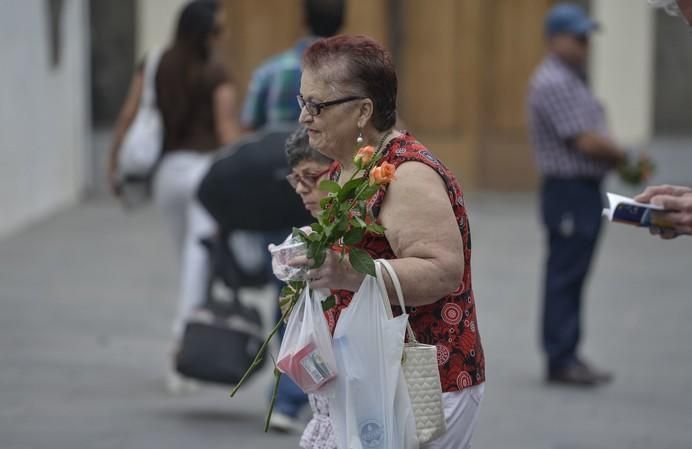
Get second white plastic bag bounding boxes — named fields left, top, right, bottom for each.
left=276, top=287, right=337, bottom=393
left=328, top=274, right=419, bottom=449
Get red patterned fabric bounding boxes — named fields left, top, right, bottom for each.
left=327, top=132, right=485, bottom=392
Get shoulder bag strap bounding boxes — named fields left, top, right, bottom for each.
left=375, top=259, right=418, bottom=343
left=141, top=48, right=163, bottom=108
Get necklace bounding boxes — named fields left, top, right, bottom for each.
left=338, top=130, right=395, bottom=182
left=374, top=129, right=394, bottom=156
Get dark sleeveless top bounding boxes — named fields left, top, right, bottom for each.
left=156, top=48, right=230, bottom=153
left=326, top=132, right=485, bottom=392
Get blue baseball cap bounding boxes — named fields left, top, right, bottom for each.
left=545, top=3, right=599, bottom=37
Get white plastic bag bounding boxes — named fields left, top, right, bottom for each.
left=328, top=274, right=419, bottom=449
left=268, top=234, right=307, bottom=282
left=277, top=287, right=337, bottom=393
left=118, top=48, right=163, bottom=180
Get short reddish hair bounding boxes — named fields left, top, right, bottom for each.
left=303, top=35, right=397, bottom=131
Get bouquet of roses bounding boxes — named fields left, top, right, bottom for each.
left=230, top=143, right=396, bottom=431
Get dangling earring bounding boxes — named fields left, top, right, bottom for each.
left=356, top=128, right=364, bottom=145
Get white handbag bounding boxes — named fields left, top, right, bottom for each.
left=117, top=48, right=164, bottom=181
left=375, top=259, right=447, bottom=445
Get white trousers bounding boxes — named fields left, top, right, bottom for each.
left=152, top=151, right=215, bottom=338
left=422, top=383, right=485, bottom=449
left=301, top=383, right=484, bottom=449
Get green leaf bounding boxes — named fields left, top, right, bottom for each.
left=320, top=196, right=335, bottom=210
left=288, top=280, right=306, bottom=290
left=292, top=227, right=308, bottom=242
left=279, top=285, right=295, bottom=306
left=337, top=199, right=351, bottom=214
left=338, top=177, right=367, bottom=201
left=343, top=227, right=365, bottom=245
left=367, top=223, right=386, bottom=235
left=312, top=248, right=327, bottom=268
left=323, top=222, right=336, bottom=239
left=357, top=184, right=380, bottom=201
left=349, top=247, right=375, bottom=276
left=321, top=295, right=336, bottom=312
left=336, top=216, right=349, bottom=234
left=310, top=222, right=323, bottom=233
left=354, top=216, right=368, bottom=229
left=307, top=242, right=323, bottom=260
left=318, top=180, right=341, bottom=193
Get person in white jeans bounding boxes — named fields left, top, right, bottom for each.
left=153, top=151, right=215, bottom=338
left=107, top=2, right=240, bottom=393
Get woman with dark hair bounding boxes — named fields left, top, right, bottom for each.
left=292, top=35, right=485, bottom=448
left=285, top=127, right=334, bottom=216
left=107, top=0, right=239, bottom=392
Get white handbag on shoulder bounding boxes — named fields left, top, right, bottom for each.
left=375, top=259, right=447, bottom=445
left=117, top=48, right=164, bottom=181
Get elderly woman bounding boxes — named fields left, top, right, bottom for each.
left=267, top=127, right=334, bottom=434
left=294, top=35, right=485, bottom=449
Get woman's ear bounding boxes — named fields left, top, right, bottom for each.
left=357, top=98, right=374, bottom=129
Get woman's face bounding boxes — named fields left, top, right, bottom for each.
left=290, top=160, right=332, bottom=217
left=298, top=68, right=363, bottom=161
left=209, top=9, right=227, bottom=51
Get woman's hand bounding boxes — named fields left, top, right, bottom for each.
left=289, top=250, right=365, bottom=292
left=107, top=158, right=121, bottom=197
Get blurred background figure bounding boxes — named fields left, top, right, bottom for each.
left=107, top=0, right=239, bottom=392
left=238, top=0, right=345, bottom=433
left=240, top=0, right=346, bottom=131
left=527, top=3, right=627, bottom=387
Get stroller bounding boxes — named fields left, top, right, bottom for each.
left=174, top=125, right=312, bottom=386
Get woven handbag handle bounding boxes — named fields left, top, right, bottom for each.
left=375, top=259, right=418, bottom=343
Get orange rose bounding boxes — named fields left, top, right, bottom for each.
left=354, top=145, right=376, bottom=168
left=369, top=162, right=396, bottom=185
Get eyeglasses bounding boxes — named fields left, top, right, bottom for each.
left=286, top=167, right=331, bottom=189
left=296, top=94, right=366, bottom=116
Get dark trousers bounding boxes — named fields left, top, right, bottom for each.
left=540, top=177, right=603, bottom=372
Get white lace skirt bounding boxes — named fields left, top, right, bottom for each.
left=300, top=394, right=336, bottom=449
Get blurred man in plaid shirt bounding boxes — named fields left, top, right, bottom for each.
left=240, top=0, right=344, bottom=131
left=527, top=3, right=628, bottom=387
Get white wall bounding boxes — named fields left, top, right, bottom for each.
left=136, top=0, right=188, bottom=59
left=0, top=0, right=90, bottom=238
left=590, top=0, right=655, bottom=147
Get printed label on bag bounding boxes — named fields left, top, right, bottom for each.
left=298, top=347, right=333, bottom=384
left=359, top=420, right=385, bottom=448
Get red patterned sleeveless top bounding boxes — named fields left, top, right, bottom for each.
left=325, top=132, right=485, bottom=392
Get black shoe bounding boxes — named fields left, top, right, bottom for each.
left=547, top=361, right=613, bottom=387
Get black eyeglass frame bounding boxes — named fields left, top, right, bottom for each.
left=296, top=94, right=366, bottom=116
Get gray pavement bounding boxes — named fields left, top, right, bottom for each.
left=1, top=193, right=692, bottom=449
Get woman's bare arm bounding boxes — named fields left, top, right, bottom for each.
left=107, top=69, right=144, bottom=195
left=213, top=82, right=240, bottom=146
left=378, top=161, right=465, bottom=306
